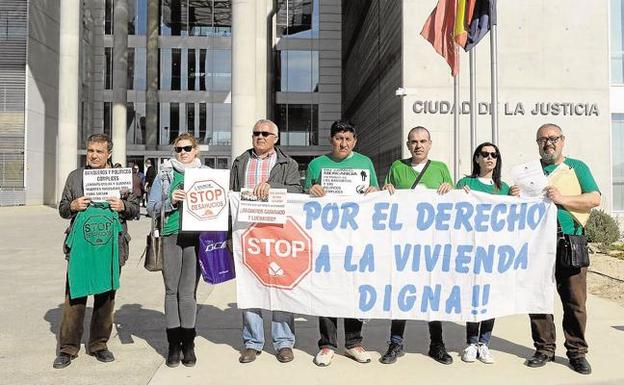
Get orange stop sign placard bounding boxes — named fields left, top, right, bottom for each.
left=241, top=217, right=313, bottom=289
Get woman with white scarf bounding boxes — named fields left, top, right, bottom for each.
left=147, top=133, right=207, bottom=368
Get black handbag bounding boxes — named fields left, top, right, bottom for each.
left=557, top=234, right=590, bottom=268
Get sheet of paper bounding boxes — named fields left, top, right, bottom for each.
left=83, top=168, right=133, bottom=201
left=237, top=188, right=287, bottom=224
left=510, top=160, right=548, bottom=198
left=321, top=168, right=370, bottom=195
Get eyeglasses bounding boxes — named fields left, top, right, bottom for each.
left=252, top=131, right=275, bottom=138
left=479, top=151, right=498, bottom=159
left=536, top=135, right=563, bottom=145
left=174, top=145, right=194, bottom=153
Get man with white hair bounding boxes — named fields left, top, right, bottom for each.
left=230, top=119, right=303, bottom=364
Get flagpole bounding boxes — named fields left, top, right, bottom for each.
left=453, top=73, right=460, bottom=183
left=469, top=48, right=476, bottom=152
left=490, top=23, right=499, bottom=145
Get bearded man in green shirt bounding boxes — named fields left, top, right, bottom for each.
left=524, top=123, right=600, bottom=375
left=380, top=126, right=454, bottom=366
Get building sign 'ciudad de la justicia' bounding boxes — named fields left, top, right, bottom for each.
left=413, top=101, right=600, bottom=116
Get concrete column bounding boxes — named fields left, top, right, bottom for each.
left=231, top=0, right=269, bottom=159
left=145, top=0, right=159, bottom=150
left=112, top=0, right=128, bottom=165
left=56, top=0, right=80, bottom=203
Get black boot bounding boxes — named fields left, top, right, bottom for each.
left=166, top=327, right=182, bottom=368
left=181, top=328, right=197, bottom=367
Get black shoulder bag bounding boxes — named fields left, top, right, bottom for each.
left=557, top=224, right=590, bottom=269
left=410, top=160, right=432, bottom=189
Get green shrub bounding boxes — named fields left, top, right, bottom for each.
left=585, top=209, right=621, bottom=248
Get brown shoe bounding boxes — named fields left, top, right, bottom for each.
left=239, top=348, right=260, bottom=363
left=276, top=347, right=294, bottom=363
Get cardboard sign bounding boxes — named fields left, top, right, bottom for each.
left=83, top=168, right=133, bottom=201
left=182, top=168, right=230, bottom=231
left=321, top=168, right=370, bottom=195
left=237, top=188, right=287, bottom=224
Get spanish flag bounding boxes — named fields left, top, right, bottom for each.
left=420, top=0, right=459, bottom=77
left=455, top=0, right=496, bottom=51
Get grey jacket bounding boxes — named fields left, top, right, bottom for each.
left=230, top=146, right=303, bottom=193
left=59, top=167, right=140, bottom=266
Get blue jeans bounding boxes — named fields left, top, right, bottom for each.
left=466, top=318, right=495, bottom=345
left=242, top=309, right=295, bottom=351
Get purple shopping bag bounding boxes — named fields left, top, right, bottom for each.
left=198, top=231, right=236, bottom=284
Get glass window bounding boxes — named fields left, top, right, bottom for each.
left=160, top=49, right=172, bottom=90
left=208, top=49, right=231, bottom=91
left=172, top=48, right=182, bottom=90
left=162, top=0, right=188, bottom=36
left=126, top=102, right=146, bottom=144
left=217, top=157, right=229, bottom=169
left=212, top=103, right=231, bottom=145
left=186, top=102, right=195, bottom=135
left=613, top=113, right=624, bottom=211
left=199, top=102, right=207, bottom=142
left=127, top=47, right=135, bottom=89
left=612, top=0, right=624, bottom=84
left=169, top=102, right=180, bottom=144
left=199, top=49, right=207, bottom=91
left=276, top=0, right=319, bottom=39
left=277, top=50, right=319, bottom=92
left=104, top=102, right=113, bottom=138
left=105, top=47, right=113, bottom=89
left=274, top=104, right=318, bottom=145
left=133, top=47, right=146, bottom=90
left=205, top=157, right=216, bottom=168
left=188, top=49, right=196, bottom=90
left=105, top=0, right=113, bottom=35
left=127, top=0, right=147, bottom=35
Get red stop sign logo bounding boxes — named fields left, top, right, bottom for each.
left=242, top=217, right=313, bottom=289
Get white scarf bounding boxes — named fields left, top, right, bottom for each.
left=168, top=157, right=202, bottom=173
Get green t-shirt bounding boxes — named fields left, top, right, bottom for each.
left=162, top=170, right=184, bottom=236
left=456, top=177, right=510, bottom=195
left=543, top=157, right=600, bottom=235
left=385, top=159, right=453, bottom=189
left=304, top=152, right=379, bottom=191
left=65, top=202, right=122, bottom=299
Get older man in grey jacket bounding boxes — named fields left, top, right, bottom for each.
left=230, top=119, right=302, bottom=364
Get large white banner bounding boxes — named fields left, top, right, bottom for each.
left=230, top=189, right=557, bottom=322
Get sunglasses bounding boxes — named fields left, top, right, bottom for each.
left=252, top=131, right=275, bottom=138
left=479, top=151, right=498, bottom=159
left=174, top=145, right=194, bottom=153
left=536, top=135, right=563, bottom=145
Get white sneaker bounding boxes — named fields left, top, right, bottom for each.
left=478, top=344, right=495, bottom=364
left=461, top=344, right=478, bottom=362
left=314, top=348, right=335, bottom=367
left=344, top=346, right=372, bottom=363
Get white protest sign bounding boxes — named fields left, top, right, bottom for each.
left=321, top=168, right=370, bottom=195
left=230, top=189, right=557, bottom=322
left=182, top=168, right=230, bottom=231
left=237, top=188, right=287, bottom=224
left=83, top=168, right=133, bottom=201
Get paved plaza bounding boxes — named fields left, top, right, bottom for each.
left=1, top=205, right=623, bottom=385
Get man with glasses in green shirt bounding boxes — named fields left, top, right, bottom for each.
left=524, top=123, right=600, bottom=375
